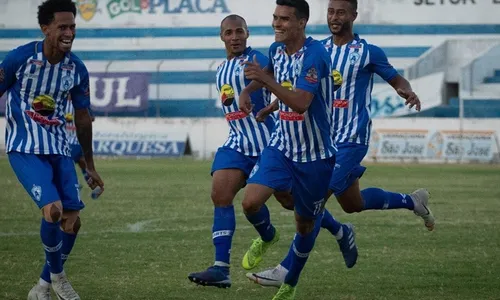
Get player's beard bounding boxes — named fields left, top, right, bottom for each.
left=330, top=22, right=350, bottom=36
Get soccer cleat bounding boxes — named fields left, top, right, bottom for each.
left=242, top=230, right=280, bottom=270
left=337, top=223, right=358, bottom=268
left=28, top=284, right=52, bottom=300
left=272, top=283, right=296, bottom=300
left=187, top=266, right=231, bottom=288
left=410, top=188, right=435, bottom=231
left=246, top=265, right=287, bottom=287
left=50, top=272, right=80, bottom=300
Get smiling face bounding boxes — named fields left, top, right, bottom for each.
left=41, top=11, right=76, bottom=54
left=272, top=5, right=306, bottom=44
left=327, top=0, right=357, bottom=35
left=220, top=17, right=249, bottom=57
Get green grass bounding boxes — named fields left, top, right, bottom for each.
left=0, top=158, right=499, bottom=300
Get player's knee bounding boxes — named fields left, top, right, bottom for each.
left=274, top=192, right=294, bottom=211
left=296, top=218, right=315, bottom=235
left=211, top=188, right=235, bottom=206
left=337, top=191, right=364, bottom=214
left=242, top=197, right=260, bottom=214
left=61, top=216, right=81, bottom=234
left=43, top=203, right=62, bottom=223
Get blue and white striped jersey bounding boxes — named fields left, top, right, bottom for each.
left=267, top=37, right=336, bottom=162
left=216, top=47, right=276, bottom=157
left=0, top=41, right=90, bottom=156
left=322, top=34, right=398, bottom=145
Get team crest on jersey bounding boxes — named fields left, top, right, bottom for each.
left=281, top=81, right=293, bottom=91
left=234, top=59, right=244, bottom=76
left=305, top=68, right=318, bottom=84
left=77, top=0, right=98, bottom=21
left=61, top=75, right=74, bottom=91
left=220, top=84, right=235, bottom=106
left=31, top=185, right=42, bottom=202
left=349, top=52, right=361, bottom=65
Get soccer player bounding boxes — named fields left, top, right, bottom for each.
left=238, top=0, right=344, bottom=298
left=64, top=99, right=101, bottom=199
left=186, top=14, right=278, bottom=288
left=0, top=0, right=104, bottom=299
left=246, top=0, right=436, bottom=288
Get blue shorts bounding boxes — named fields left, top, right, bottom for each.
left=70, top=143, right=83, bottom=163
left=8, top=152, right=85, bottom=211
left=329, top=143, right=368, bottom=196
left=248, top=147, right=335, bottom=219
left=211, top=147, right=258, bottom=178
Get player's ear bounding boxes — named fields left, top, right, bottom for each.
left=246, top=29, right=250, bottom=39
left=353, top=11, right=358, bottom=21
left=299, top=18, right=307, bottom=30
left=40, top=24, right=49, bottom=36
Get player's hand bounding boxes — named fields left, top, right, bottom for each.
left=243, top=55, right=266, bottom=82
left=86, top=168, right=104, bottom=196
left=397, top=88, right=421, bottom=111
left=256, top=105, right=273, bottom=122
left=239, top=89, right=253, bottom=114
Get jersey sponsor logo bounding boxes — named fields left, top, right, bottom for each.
left=25, top=111, right=63, bottom=126
left=225, top=111, right=247, bottom=121
left=279, top=111, right=304, bottom=121
left=333, top=99, right=349, bottom=108
left=29, top=59, right=44, bottom=66
left=31, top=94, right=56, bottom=116
left=332, top=69, right=343, bottom=86
left=220, top=84, right=235, bottom=106
left=305, top=67, right=318, bottom=83
left=61, top=63, right=74, bottom=71
left=281, top=81, right=293, bottom=91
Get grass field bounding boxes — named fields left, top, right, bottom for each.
left=0, top=158, right=499, bottom=300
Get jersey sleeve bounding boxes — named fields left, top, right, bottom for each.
left=253, top=51, right=269, bottom=70
left=70, top=61, right=91, bottom=110
left=367, top=44, right=399, bottom=82
left=267, top=43, right=278, bottom=71
left=0, top=50, right=20, bottom=96
left=295, top=44, right=329, bottom=94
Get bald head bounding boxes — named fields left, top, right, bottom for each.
left=220, top=14, right=248, bottom=32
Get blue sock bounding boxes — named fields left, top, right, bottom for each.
left=245, top=204, right=275, bottom=242
left=320, top=209, right=342, bottom=236
left=40, top=231, right=78, bottom=283
left=361, top=188, right=414, bottom=210
left=212, top=206, right=235, bottom=266
left=40, top=219, right=63, bottom=275
left=284, top=216, right=322, bottom=287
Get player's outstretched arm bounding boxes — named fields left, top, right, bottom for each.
left=389, top=75, right=421, bottom=111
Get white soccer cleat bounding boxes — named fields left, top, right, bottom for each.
left=246, top=265, right=288, bottom=287
left=27, top=284, right=52, bottom=300
left=410, top=188, right=435, bottom=231
left=50, top=272, right=80, bottom=300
